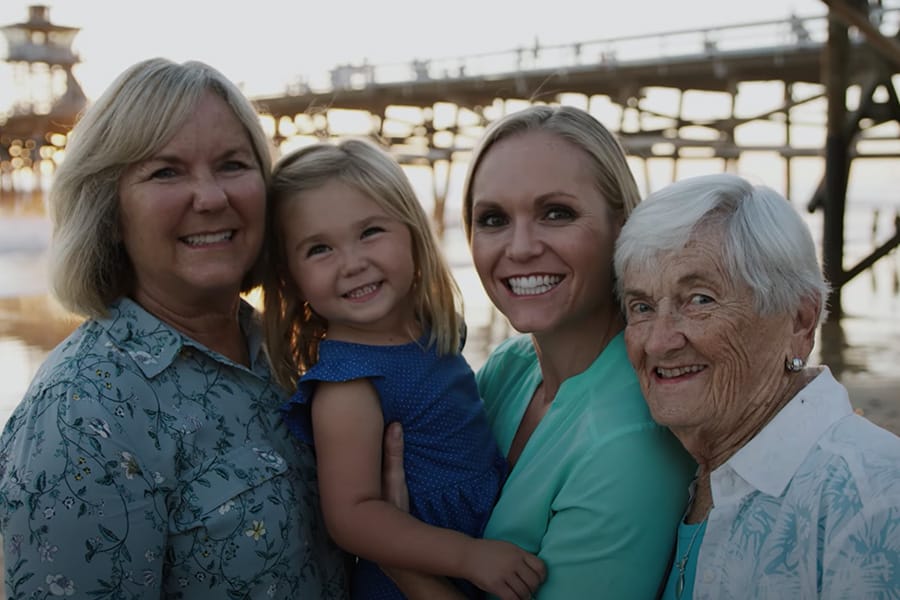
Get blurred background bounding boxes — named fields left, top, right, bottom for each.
left=1, top=0, right=898, bottom=452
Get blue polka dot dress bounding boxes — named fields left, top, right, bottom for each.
left=282, top=334, right=507, bottom=600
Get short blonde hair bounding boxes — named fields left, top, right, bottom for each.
left=462, top=105, right=640, bottom=240
left=49, top=57, right=272, bottom=317
left=263, top=138, right=462, bottom=390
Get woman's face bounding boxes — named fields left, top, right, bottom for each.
left=118, top=91, right=266, bottom=310
left=469, top=130, right=620, bottom=336
left=620, top=233, right=794, bottom=438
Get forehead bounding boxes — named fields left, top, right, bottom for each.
left=281, top=180, right=389, bottom=224
left=472, top=130, right=594, bottom=200
left=624, top=234, right=734, bottom=292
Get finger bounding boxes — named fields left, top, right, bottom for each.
left=381, top=422, right=410, bottom=511
left=524, top=553, right=547, bottom=582
left=501, top=577, right=532, bottom=600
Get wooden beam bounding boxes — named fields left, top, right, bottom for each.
left=821, top=0, right=900, bottom=70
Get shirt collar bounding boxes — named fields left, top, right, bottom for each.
left=713, top=367, right=852, bottom=500
left=100, top=297, right=265, bottom=379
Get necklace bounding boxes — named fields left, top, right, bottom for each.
left=674, top=518, right=707, bottom=599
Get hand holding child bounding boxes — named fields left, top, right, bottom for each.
left=461, top=538, right=546, bottom=600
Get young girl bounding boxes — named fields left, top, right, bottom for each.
left=263, top=138, right=545, bottom=600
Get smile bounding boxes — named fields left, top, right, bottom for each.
left=505, top=274, right=562, bottom=296
left=655, top=365, right=706, bottom=379
left=344, top=282, right=380, bottom=299
left=180, top=230, right=234, bottom=246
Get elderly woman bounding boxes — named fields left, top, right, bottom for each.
left=614, top=172, right=900, bottom=599
left=0, top=59, right=347, bottom=598
left=383, top=105, right=696, bottom=599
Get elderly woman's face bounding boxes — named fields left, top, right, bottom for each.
left=621, top=233, right=794, bottom=435
left=469, top=130, right=620, bottom=335
left=117, top=91, right=265, bottom=309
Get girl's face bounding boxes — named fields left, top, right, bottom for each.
left=468, top=130, right=621, bottom=338
left=280, top=179, right=419, bottom=345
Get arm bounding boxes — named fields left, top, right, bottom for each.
left=314, top=382, right=544, bottom=598
left=821, top=502, right=900, bottom=598
left=378, top=422, right=466, bottom=600
left=1, top=386, right=166, bottom=599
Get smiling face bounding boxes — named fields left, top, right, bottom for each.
left=280, top=178, right=418, bottom=344
left=469, top=129, right=621, bottom=337
left=117, top=91, right=265, bottom=311
left=620, top=232, right=795, bottom=439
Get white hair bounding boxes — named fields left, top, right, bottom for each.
left=614, top=173, right=829, bottom=324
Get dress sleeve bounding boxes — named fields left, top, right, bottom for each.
left=533, top=426, right=693, bottom=599
left=1, top=382, right=167, bottom=599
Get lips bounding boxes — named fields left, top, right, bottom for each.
left=344, top=282, right=380, bottom=299
left=655, top=364, right=706, bottom=379
left=180, top=230, right=234, bottom=246
left=505, top=274, right=562, bottom=296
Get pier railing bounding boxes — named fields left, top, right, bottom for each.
left=281, top=9, right=899, bottom=96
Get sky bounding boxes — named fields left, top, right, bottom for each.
left=0, top=0, right=827, bottom=101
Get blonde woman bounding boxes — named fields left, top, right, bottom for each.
left=0, top=58, right=347, bottom=598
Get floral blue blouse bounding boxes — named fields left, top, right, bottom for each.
left=0, top=298, right=348, bottom=599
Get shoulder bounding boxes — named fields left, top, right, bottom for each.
left=479, top=335, right=536, bottom=381
left=814, top=415, right=900, bottom=506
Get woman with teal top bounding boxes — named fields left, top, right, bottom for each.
left=382, top=105, right=696, bottom=599
left=262, top=138, right=545, bottom=599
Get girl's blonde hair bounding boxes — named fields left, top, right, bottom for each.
left=263, top=137, right=463, bottom=390
left=49, top=57, right=272, bottom=317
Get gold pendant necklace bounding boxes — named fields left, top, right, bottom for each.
left=675, top=519, right=706, bottom=599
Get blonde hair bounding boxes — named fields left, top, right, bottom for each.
left=263, top=138, right=463, bottom=390
left=462, top=105, right=640, bottom=239
left=49, top=57, right=272, bottom=317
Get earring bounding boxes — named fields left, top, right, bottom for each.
left=785, top=357, right=805, bottom=372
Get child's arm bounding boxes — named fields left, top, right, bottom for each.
left=312, top=379, right=545, bottom=599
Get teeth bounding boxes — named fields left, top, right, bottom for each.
left=346, top=283, right=378, bottom=299
left=182, top=231, right=233, bottom=246
left=656, top=365, right=705, bottom=379
left=507, top=275, right=561, bottom=296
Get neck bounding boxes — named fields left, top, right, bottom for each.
left=531, top=308, right=624, bottom=398
left=131, top=290, right=248, bottom=366
left=680, top=368, right=816, bottom=489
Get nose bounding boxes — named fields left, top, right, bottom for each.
left=191, top=173, right=228, bottom=212
left=504, top=220, right=542, bottom=262
left=643, top=306, right=686, bottom=357
left=339, top=245, right=369, bottom=277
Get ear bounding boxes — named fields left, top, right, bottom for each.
left=790, top=295, right=820, bottom=361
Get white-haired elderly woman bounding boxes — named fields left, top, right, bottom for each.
left=614, top=172, right=900, bottom=599
left=0, top=58, right=347, bottom=598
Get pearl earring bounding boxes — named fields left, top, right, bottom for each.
left=785, top=357, right=805, bottom=372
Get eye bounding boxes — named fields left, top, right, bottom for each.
left=628, top=301, right=653, bottom=315
left=149, top=166, right=178, bottom=180
left=361, top=225, right=385, bottom=239
left=221, top=159, right=253, bottom=172
left=306, top=243, right=330, bottom=258
left=474, top=210, right=507, bottom=229
left=689, top=294, right=714, bottom=306
left=544, top=205, right=575, bottom=221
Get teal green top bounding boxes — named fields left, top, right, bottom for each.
left=478, top=333, right=695, bottom=599
left=660, top=519, right=707, bottom=600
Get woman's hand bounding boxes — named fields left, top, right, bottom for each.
left=460, top=538, right=546, bottom=600
left=381, top=421, right=409, bottom=512
left=381, top=422, right=545, bottom=600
